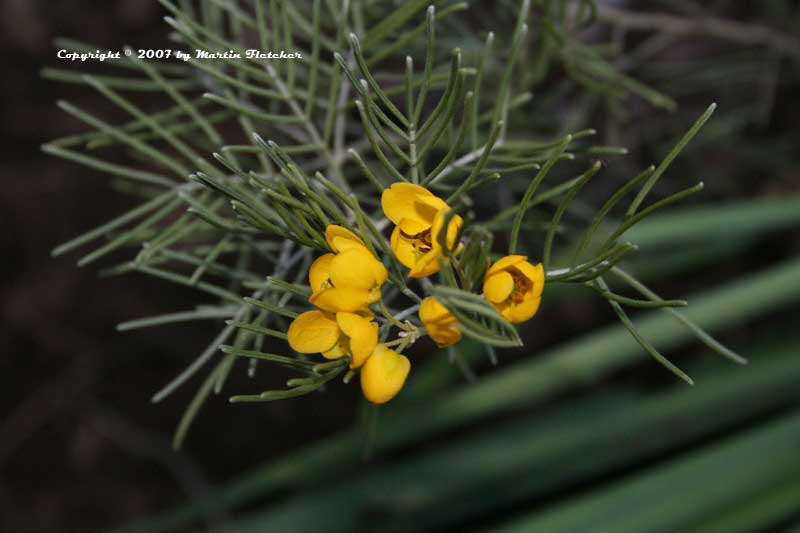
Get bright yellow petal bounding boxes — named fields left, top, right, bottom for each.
left=332, top=237, right=368, bottom=254
left=487, top=255, right=528, bottom=277
left=360, top=345, right=411, bottom=404
left=515, top=260, right=545, bottom=295
left=390, top=225, right=419, bottom=270
left=419, top=296, right=449, bottom=324
left=409, top=249, right=441, bottom=278
left=382, top=183, right=439, bottom=225
left=354, top=308, right=375, bottom=320
left=430, top=209, right=463, bottom=254
left=309, top=253, right=334, bottom=293
left=414, top=195, right=449, bottom=224
left=325, top=224, right=366, bottom=252
left=428, top=325, right=461, bottom=348
left=330, top=247, right=379, bottom=290
left=310, top=287, right=373, bottom=313
left=321, top=341, right=346, bottom=360
left=420, top=298, right=462, bottom=348
left=397, top=217, right=429, bottom=235
left=336, top=312, right=378, bottom=368
left=287, top=310, right=340, bottom=354
left=483, top=270, right=514, bottom=303
left=367, top=288, right=382, bottom=305
left=362, top=323, right=380, bottom=367
left=415, top=193, right=449, bottom=211
left=496, top=302, right=513, bottom=322
left=370, top=258, right=389, bottom=287
left=506, top=294, right=541, bottom=323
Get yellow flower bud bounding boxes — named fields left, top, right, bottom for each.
left=381, top=183, right=462, bottom=278
left=419, top=296, right=462, bottom=347
left=483, top=255, right=544, bottom=324
left=360, top=345, right=411, bottom=404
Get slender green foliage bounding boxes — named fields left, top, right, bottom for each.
left=45, top=0, right=740, bottom=448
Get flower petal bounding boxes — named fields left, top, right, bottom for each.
left=325, top=224, right=366, bottom=252
left=409, top=248, right=441, bottom=278
left=483, top=270, right=514, bottom=303
left=310, top=287, right=373, bottom=313
left=428, top=324, right=461, bottom=348
left=370, top=258, right=389, bottom=287
left=506, top=294, right=542, bottom=324
left=354, top=308, right=375, bottom=320
left=337, top=312, right=378, bottom=368
left=430, top=209, right=463, bottom=254
left=309, top=253, right=334, bottom=293
left=515, top=260, right=545, bottom=295
left=486, top=255, right=528, bottom=277
left=390, top=225, right=420, bottom=270
left=420, top=298, right=462, bottom=347
left=414, top=194, right=449, bottom=222
left=321, top=341, right=346, bottom=360
left=287, top=310, right=340, bottom=354
left=360, top=345, right=411, bottom=404
left=496, top=301, right=513, bottom=323
left=419, top=296, right=449, bottom=324
left=382, top=183, right=438, bottom=225
left=397, top=217, right=429, bottom=235
left=330, top=247, right=380, bottom=290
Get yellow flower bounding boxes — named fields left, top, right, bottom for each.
left=381, top=183, right=462, bottom=278
left=287, top=309, right=378, bottom=368
left=419, top=296, right=461, bottom=347
left=307, top=225, right=388, bottom=313
left=483, top=255, right=545, bottom=324
left=360, top=344, right=411, bottom=404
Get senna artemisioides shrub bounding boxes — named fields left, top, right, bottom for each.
left=44, top=0, right=743, bottom=447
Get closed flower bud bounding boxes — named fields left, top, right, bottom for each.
left=360, top=345, right=411, bottom=404
left=419, top=296, right=462, bottom=347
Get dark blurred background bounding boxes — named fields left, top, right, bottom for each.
left=2, top=1, right=800, bottom=532
left=2, top=2, right=362, bottom=531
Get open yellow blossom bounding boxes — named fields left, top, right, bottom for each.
left=483, top=255, right=545, bottom=324
left=287, top=309, right=378, bottom=368
left=419, top=296, right=462, bottom=347
left=360, top=344, right=411, bottom=404
left=381, top=183, right=462, bottom=278
left=307, top=225, right=388, bottom=313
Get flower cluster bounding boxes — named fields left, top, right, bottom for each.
left=288, top=225, right=410, bottom=403
left=286, top=184, right=544, bottom=404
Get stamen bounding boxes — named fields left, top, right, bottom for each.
left=510, top=270, right=532, bottom=304
left=399, top=228, right=433, bottom=254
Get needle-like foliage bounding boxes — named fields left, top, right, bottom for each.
left=45, top=0, right=746, bottom=449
